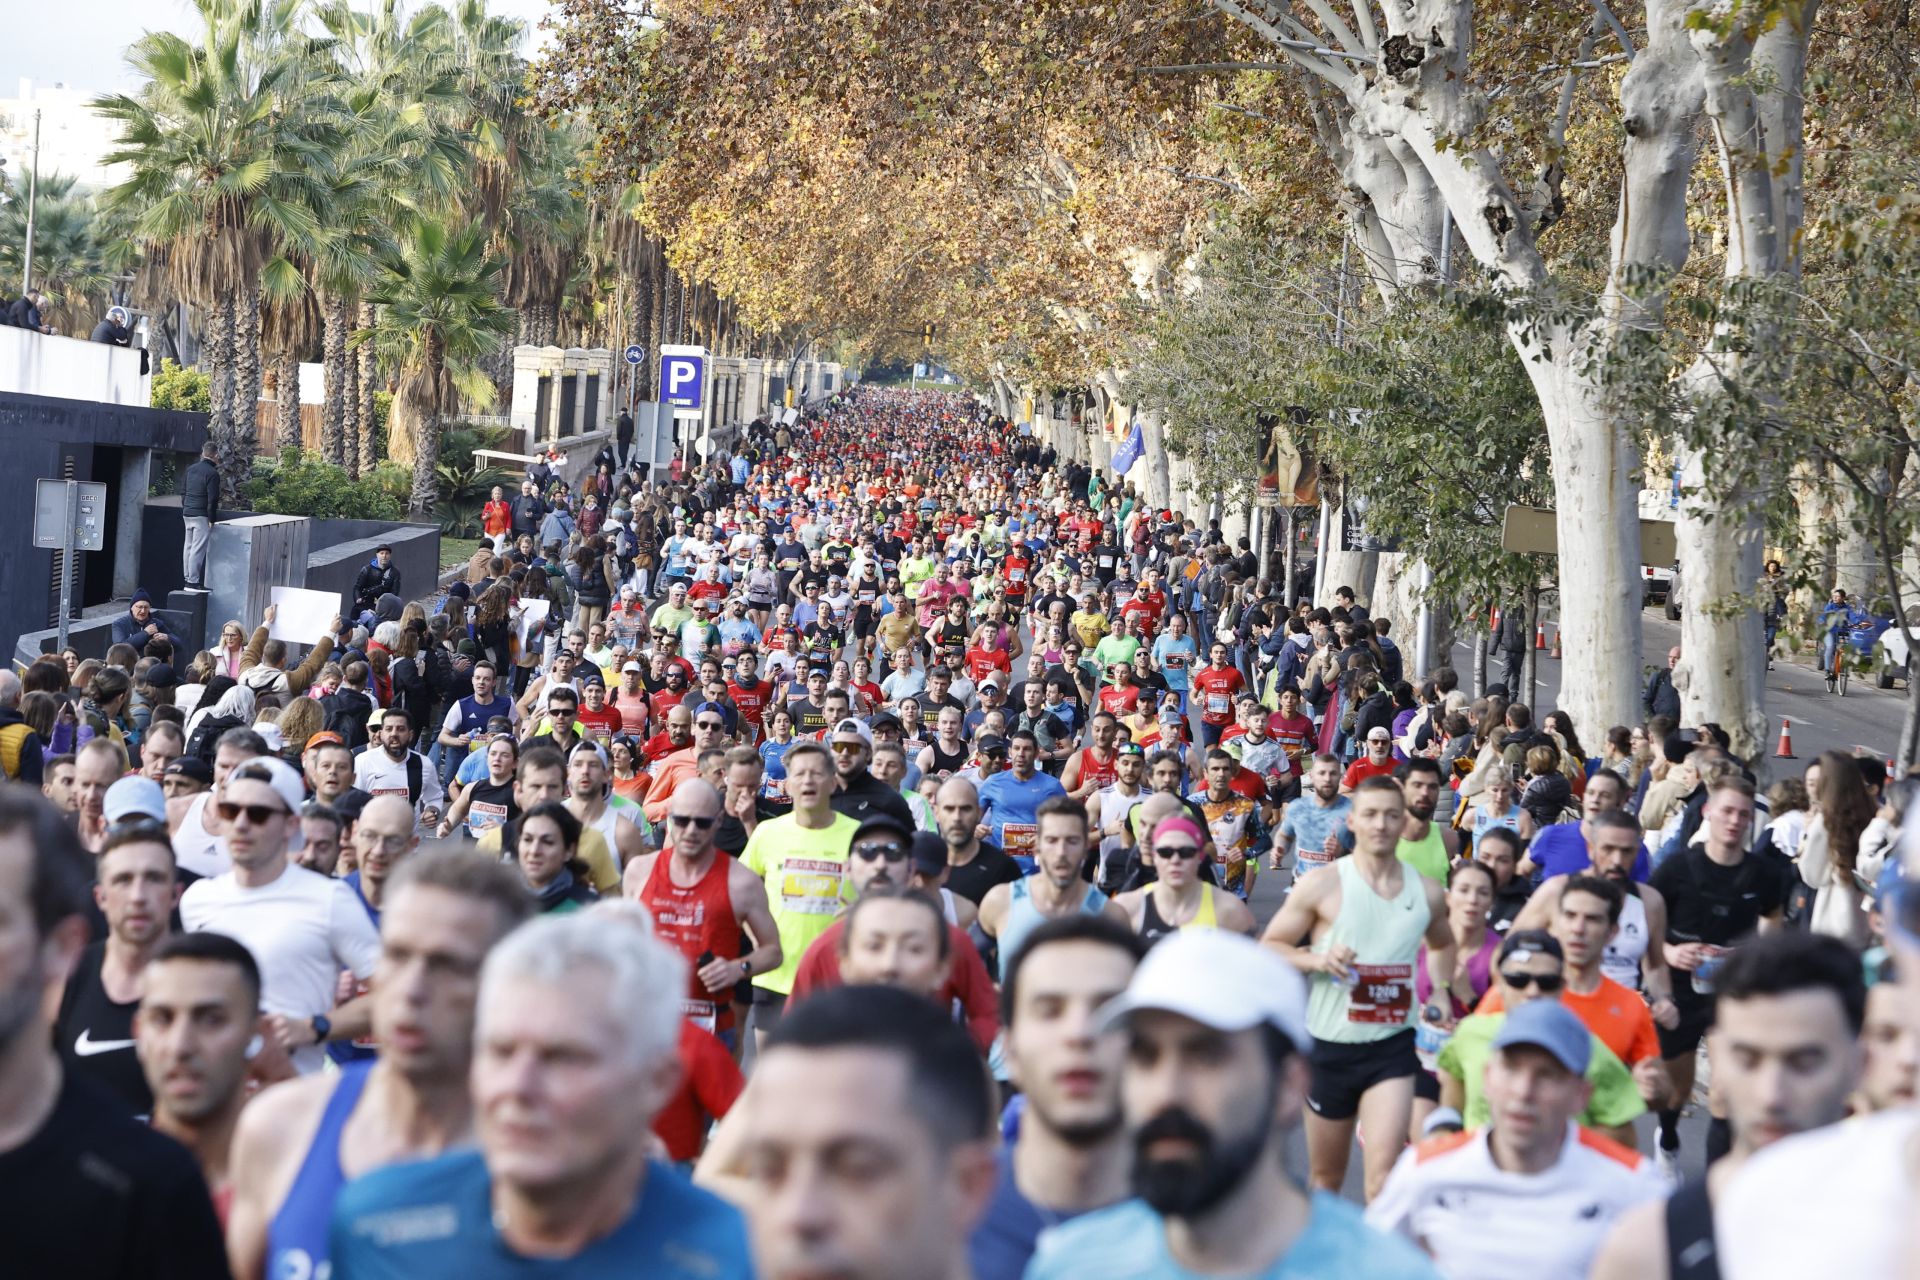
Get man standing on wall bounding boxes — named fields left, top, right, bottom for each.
left=182, top=441, right=220, bottom=589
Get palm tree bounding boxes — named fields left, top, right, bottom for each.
left=94, top=0, right=337, bottom=500
left=358, top=218, right=514, bottom=517
left=0, top=174, right=118, bottom=335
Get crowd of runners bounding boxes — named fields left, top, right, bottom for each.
left=3, top=384, right=1918, bottom=1278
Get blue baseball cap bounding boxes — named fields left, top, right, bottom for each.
left=1491, top=999, right=1590, bottom=1075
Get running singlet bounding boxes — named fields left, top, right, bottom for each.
left=1072, top=747, right=1117, bottom=793
left=462, top=777, right=515, bottom=837
left=1306, top=857, right=1431, bottom=1045
left=1140, top=884, right=1220, bottom=945
left=267, top=1060, right=373, bottom=1280
left=639, top=852, right=745, bottom=1034
left=996, top=876, right=1109, bottom=981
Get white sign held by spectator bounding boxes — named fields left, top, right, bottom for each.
left=268, top=586, right=344, bottom=644
left=515, top=599, right=550, bottom=650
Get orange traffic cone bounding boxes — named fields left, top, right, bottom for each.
left=1550, top=626, right=1562, bottom=660
left=1774, top=717, right=1795, bottom=759
left=1534, top=620, right=1547, bottom=650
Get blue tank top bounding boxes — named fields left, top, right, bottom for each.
left=267, top=1059, right=373, bottom=1279
left=997, top=875, right=1108, bottom=980
left=453, top=693, right=513, bottom=739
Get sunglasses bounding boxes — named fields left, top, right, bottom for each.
left=668, top=814, right=716, bottom=830
left=696, top=719, right=726, bottom=731
left=852, top=841, right=909, bottom=862
left=1154, top=843, right=1203, bottom=860
left=215, top=800, right=289, bottom=826
left=1498, top=970, right=1565, bottom=993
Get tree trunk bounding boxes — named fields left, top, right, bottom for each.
left=632, top=245, right=655, bottom=400
left=357, top=301, right=378, bottom=477
left=409, top=410, right=441, bottom=518
left=273, top=350, right=302, bottom=455
left=232, top=284, right=263, bottom=489
left=322, top=292, right=350, bottom=466
left=207, top=290, right=242, bottom=503
left=649, top=247, right=667, bottom=401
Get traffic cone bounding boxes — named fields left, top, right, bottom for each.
left=1773, top=717, right=1795, bottom=759
left=1534, top=620, right=1547, bottom=650
left=1550, top=625, right=1562, bottom=660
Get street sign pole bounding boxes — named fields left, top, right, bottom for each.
left=56, top=481, right=76, bottom=654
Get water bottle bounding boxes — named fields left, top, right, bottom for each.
left=1693, top=952, right=1721, bottom=996
left=1415, top=1009, right=1451, bottom=1072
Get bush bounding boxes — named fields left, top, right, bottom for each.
left=150, top=359, right=211, bottom=413
left=246, top=450, right=406, bottom=520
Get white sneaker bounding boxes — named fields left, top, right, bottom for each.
left=1655, top=1144, right=1681, bottom=1183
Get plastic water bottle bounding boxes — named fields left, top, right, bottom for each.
left=1693, top=953, right=1721, bottom=996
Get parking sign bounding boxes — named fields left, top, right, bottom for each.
left=659, top=345, right=708, bottom=415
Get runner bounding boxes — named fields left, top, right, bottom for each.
left=135, top=931, right=268, bottom=1223
left=622, top=779, right=783, bottom=1051
left=1092, top=739, right=1151, bottom=894
left=1261, top=776, right=1456, bottom=1200
left=0, top=791, right=231, bottom=1278
left=1593, top=931, right=1867, bottom=1280
left=1647, top=776, right=1787, bottom=1176
left=226, top=852, right=533, bottom=1279
left=472, top=744, right=622, bottom=894
left=56, top=819, right=176, bottom=1112
left=1393, top=757, right=1459, bottom=884
left=934, top=776, right=1022, bottom=905
left=979, top=797, right=1130, bottom=983
left=1027, top=930, right=1441, bottom=1279
left=1060, top=712, right=1122, bottom=800
left=1272, top=754, right=1351, bottom=884
left=1515, top=808, right=1677, bottom=1003
left=977, top=729, right=1068, bottom=867
left=740, top=741, right=860, bottom=1043
left=328, top=912, right=753, bottom=1276
left=1192, top=747, right=1269, bottom=902
left=1116, top=814, right=1257, bottom=942
left=1368, top=1000, right=1664, bottom=1278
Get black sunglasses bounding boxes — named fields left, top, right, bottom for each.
left=696, top=719, right=726, bottom=730
left=1499, top=971, right=1564, bottom=993
left=852, top=841, right=909, bottom=862
left=668, top=814, right=717, bottom=830
left=1154, top=843, right=1203, bottom=860
left=215, top=800, right=290, bottom=826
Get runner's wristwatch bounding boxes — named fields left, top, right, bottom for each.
left=311, top=1014, right=332, bottom=1042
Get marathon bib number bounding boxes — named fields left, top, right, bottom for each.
left=1347, top=964, right=1414, bottom=1025
left=1164, top=653, right=1187, bottom=669
left=1206, top=693, right=1231, bottom=716
left=683, top=998, right=718, bottom=1033
left=467, top=801, right=510, bottom=836
left=1008, top=566, right=1027, bottom=583
left=1002, top=823, right=1038, bottom=854
left=777, top=858, right=846, bottom=915
left=371, top=786, right=409, bottom=799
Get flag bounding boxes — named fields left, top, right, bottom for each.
left=1111, top=422, right=1145, bottom=477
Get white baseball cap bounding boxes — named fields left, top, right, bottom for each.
left=1096, top=929, right=1310, bottom=1052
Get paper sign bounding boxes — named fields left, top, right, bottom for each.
left=515, top=599, right=551, bottom=649
left=781, top=407, right=800, bottom=426
left=269, top=587, right=344, bottom=643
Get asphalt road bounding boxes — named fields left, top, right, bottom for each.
left=1460, top=605, right=1912, bottom=773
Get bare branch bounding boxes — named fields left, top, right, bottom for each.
left=1590, top=0, right=1636, bottom=57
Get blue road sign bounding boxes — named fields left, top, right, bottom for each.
left=624, top=344, right=645, bottom=365
left=660, top=348, right=707, bottom=412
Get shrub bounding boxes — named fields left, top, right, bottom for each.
left=246, top=450, right=406, bottom=520
left=150, top=359, right=211, bottom=413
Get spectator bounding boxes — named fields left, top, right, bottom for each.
left=110, top=591, right=182, bottom=658
left=180, top=442, right=220, bottom=588
left=351, top=545, right=402, bottom=616
left=7, top=288, right=53, bottom=334
left=90, top=306, right=133, bottom=346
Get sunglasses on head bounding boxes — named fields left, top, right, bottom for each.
left=852, top=841, right=909, bottom=862
left=668, top=813, right=716, bottom=830
left=215, top=800, right=289, bottom=826
left=1499, top=970, right=1564, bottom=993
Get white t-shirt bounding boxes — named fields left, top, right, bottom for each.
left=180, top=863, right=382, bottom=1074
left=171, top=793, right=231, bottom=880
left=1717, top=1111, right=1920, bottom=1280
left=1367, top=1124, right=1665, bottom=1280
left=352, top=748, right=446, bottom=820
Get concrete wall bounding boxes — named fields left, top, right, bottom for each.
left=0, top=326, right=150, bottom=406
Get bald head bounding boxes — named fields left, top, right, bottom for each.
left=935, top=776, right=980, bottom=810
left=664, top=778, right=722, bottom=859
left=360, top=794, right=417, bottom=832
left=1134, top=793, right=1189, bottom=838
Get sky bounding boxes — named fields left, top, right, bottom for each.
left=2, top=0, right=557, bottom=96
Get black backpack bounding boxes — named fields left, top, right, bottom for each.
left=186, top=714, right=243, bottom=764
left=321, top=689, right=376, bottom=752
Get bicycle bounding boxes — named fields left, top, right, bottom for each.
left=1827, top=636, right=1851, bottom=696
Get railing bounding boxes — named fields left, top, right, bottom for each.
left=0, top=325, right=152, bottom=407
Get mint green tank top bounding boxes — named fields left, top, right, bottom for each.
left=1305, top=856, right=1432, bottom=1045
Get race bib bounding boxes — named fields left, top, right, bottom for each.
left=683, top=998, right=718, bottom=1033
left=1002, top=823, right=1038, bottom=854
left=1347, top=964, right=1414, bottom=1025
left=777, top=858, right=846, bottom=915
left=467, top=801, right=510, bottom=836
left=1206, top=693, right=1231, bottom=715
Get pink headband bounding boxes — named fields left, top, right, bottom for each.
left=1151, top=816, right=1205, bottom=847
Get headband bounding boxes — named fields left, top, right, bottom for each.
left=1151, top=816, right=1205, bottom=847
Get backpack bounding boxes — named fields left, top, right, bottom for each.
left=322, top=689, right=376, bottom=752
left=186, top=714, right=243, bottom=764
